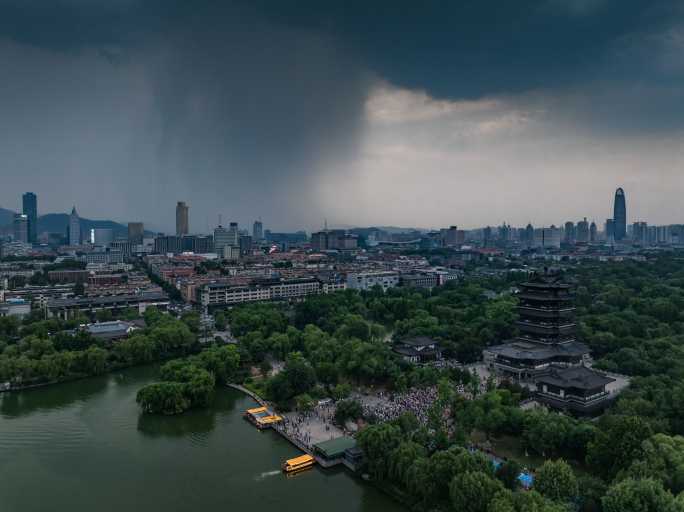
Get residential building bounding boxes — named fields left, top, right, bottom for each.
left=564, top=222, right=575, bottom=245
left=576, top=218, right=589, bottom=243
left=199, top=277, right=326, bottom=306
left=222, top=245, right=241, bottom=261
left=346, top=271, right=400, bottom=291
left=111, top=240, right=132, bottom=258
left=589, top=221, right=597, bottom=242
left=401, top=273, right=439, bottom=289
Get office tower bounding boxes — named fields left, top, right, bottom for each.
left=154, top=235, right=182, bottom=254
left=228, top=222, right=239, bottom=246
left=13, top=214, right=28, bottom=243
left=533, top=226, right=561, bottom=249
left=589, top=221, right=597, bottom=242
left=239, top=234, right=253, bottom=255
left=176, top=201, right=189, bottom=236
left=564, top=221, right=575, bottom=244
left=524, top=223, right=534, bottom=248
left=311, top=231, right=329, bottom=251
left=442, top=225, right=459, bottom=247
left=128, top=222, right=144, bottom=244
left=181, top=235, right=213, bottom=253
left=22, top=192, right=37, bottom=244
left=90, top=228, right=114, bottom=246
left=576, top=217, right=590, bottom=243
left=483, top=226, right=493, bottom=247
left=213, top=225, right=231, bottom=255
left=253, top=220, right=263, bottom=241
left=605, top=219, right=615, bottom=242
left=68, top=206, right=81, bottom=245
left=613, top=188, right=626, bottom=241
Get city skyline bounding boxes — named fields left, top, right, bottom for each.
left=0, top=187, right=681, bottom=237
left=0, top=185, right=678, bottom=235
left=2, top=1, right=684, bottom=230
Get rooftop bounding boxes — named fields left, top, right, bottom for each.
left=537, top=365, right=615, bottom=390
left=487, top=339, right=589, bottom=360
left=313, top=436, right=356, bottom=459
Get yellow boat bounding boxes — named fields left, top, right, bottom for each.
left=282, top=454, right=315, bottom=473
left=244, top=407, right=283, bottom=429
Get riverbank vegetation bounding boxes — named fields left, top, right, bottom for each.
left=136, top=345, right=241, bottom=415
left=0, top=307, right=198, bottom=389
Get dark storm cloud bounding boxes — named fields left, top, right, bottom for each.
left=244, top=1, right=682, bottom=96
left=1, top=0, right=683, bottom=229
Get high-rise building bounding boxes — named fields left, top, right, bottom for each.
left=239, top=234, right=253, bottom=255
left=90, top=228, right=114, bottom=246
left=22, top=192, right=37, bottom=244
left=442, top=226, right=459, bottom=247
left=564, top=221, right=575, bottom=245
left=213, top=225, right=231, bottom=255
left=253, top=220, right=263, bottom=241
left=632, top=222, right=648, bottom=245
left=227, top=222, right=239, bottom=246
left=311, top=231, right=328, bottom=251
left=176, top=201, right=189, bottom=236
left=68, top=206, right=81, bottom=245
left=605, top=219, right=615, bottom=242
left=613, top=188, right=627, bottom=241
left=154, top=235, right=182, bottom=254
left=128, top=222, right=144, bottom=244
left=576, top=217, right=590, bottom=243
left=483, top=226, right=493, bottom=247
left=13, top=214, right=29, bottom=243
left=589, top=221, right=597, bottom=242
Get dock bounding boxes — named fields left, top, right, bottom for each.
left=228, top=383, right=360, bottom=471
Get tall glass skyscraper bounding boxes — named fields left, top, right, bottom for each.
left=613, top=188, right=626, bottom=241
left=22, top=192, right=37, bottom=243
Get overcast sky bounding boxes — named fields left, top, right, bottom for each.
left=1, top=0, right=683, bottom=232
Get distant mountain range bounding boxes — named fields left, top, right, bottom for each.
left=0, top=207, right=128, bottom=238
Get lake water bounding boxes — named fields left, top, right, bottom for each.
left=0, top=366, right=403, bottom=512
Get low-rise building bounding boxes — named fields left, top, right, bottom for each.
left=534, top=365, right=616, bottom=415
left=393, top=336, right=443, bottom=363
left=47, top=291, right=169, bottom=319
left=85, top=320, right=138, bottom=341
left=346, top=271, right=400, bottom=291
left=401, top=273, right=439, bottom=289
left=0, top=298, right=31, bottom=318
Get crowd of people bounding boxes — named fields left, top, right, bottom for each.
left=275, top=401, right=340, bottom=449
left=361, top=386, right=439, bottom=425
